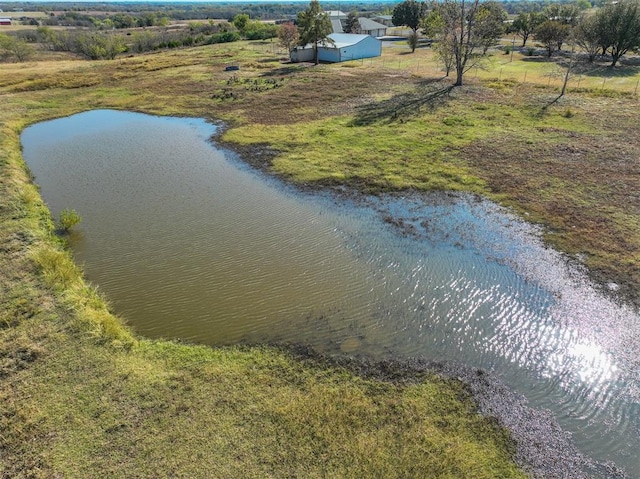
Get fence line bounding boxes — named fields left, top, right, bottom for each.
left=249, top=42, right=639, bottom=95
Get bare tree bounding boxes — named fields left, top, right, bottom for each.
left=277, top=22, right=300, bottom=53
left=423, top=0, right=507, bottom=86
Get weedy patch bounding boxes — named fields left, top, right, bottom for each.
left=212, top=74, right=286, bottom=101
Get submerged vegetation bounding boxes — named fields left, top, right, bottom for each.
left=0, top=11, right=639, bottom=476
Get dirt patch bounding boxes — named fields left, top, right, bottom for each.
left=212, top=66, right=419, bottom=125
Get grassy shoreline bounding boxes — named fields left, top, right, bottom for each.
left=1, top=40, right=638, bottom=477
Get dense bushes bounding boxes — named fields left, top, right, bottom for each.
left=25, top=25, right=241, bottom=58
left=32, top=27, right=125, bottom=59
left=0, top=33, right=34, bottom=62
left=244, top=22, right=278, bottom=40
left=130, top=29, right=240, bottom=53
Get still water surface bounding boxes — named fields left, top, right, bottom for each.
left=22, top=110, right=639, bottom=476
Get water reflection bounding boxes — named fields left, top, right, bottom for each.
left=21, top=110, right=639, bottom=477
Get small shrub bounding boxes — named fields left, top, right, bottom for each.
left=504, top=45, right=511, bottom=55
left=208, top=32, right=240, bottom=44
left=526, top=47, right=535, bottom=56
left=563, top=108, right=575, bottom=118
left=58, top=208, right=81, bottom=233
left=442, top=116, right=474, bottom=127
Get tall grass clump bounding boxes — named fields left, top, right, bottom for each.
left=31, top=245, right=82, bottom=290
left=30, top=244, right=134, bottom=346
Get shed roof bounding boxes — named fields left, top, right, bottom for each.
left=326, top=10, right=347, bottom=18
left=322, top=33, right=377, bottom=49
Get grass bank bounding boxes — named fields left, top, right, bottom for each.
left=1, top=39, right=638, bottom=477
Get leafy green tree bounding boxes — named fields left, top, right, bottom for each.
left=423, top=0, right=507, bottom=86
left=534, top=20, right=571, bottom=57
left=110, top=13, right=137, bottom=29
left=0, top=34, right=34, bottom=62
left=297, top=0, right=333, bottom=65
left=474, top=1, right=508, bottom=53
left=232, top=13, right=250, bottom=34
left=543, top=3, right=583, bottom=27
left=392, top=0, right=427, bottom=34
left=510, top=11, right=544, bottom=47
left=345, top=11, right=361, bottom=34
left=574, top=14, right=604, bottom=62
left=576, top=0, right=592, bottom=11
left=137, top=13, right=167, bottom=27
left=597, top=0, right=640, bottom=66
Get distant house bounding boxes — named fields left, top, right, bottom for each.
left=291, top=33, right=382, bottom=63
left=0, top=17, right=12, bottom=26
left=373, top=15, right=394, bottom=27
left=326, top=11, right=347, bottom=19
left=327, top=12, right=388, bottom=38
left=356, top=18, right=387, bottom=37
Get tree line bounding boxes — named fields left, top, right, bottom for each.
left=511, top=1, right=640, bottom=65
left=389, top=0, right=640, bottom=86
left=1, top=24, right=241, bottom=61
left=1, top=2, right=393, bottom=23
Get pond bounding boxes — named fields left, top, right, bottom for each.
left=22, top=110, right=639, bottom=477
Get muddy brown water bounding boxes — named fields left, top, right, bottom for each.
left=22, top=110, right=640, bottom=477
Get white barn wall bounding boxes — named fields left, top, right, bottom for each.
left=319, top=34, right=382, bottom=62
left=290, top=34, right=382, bottom=63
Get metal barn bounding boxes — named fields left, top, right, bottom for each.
left=291, top=33, right=382, bottom=63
